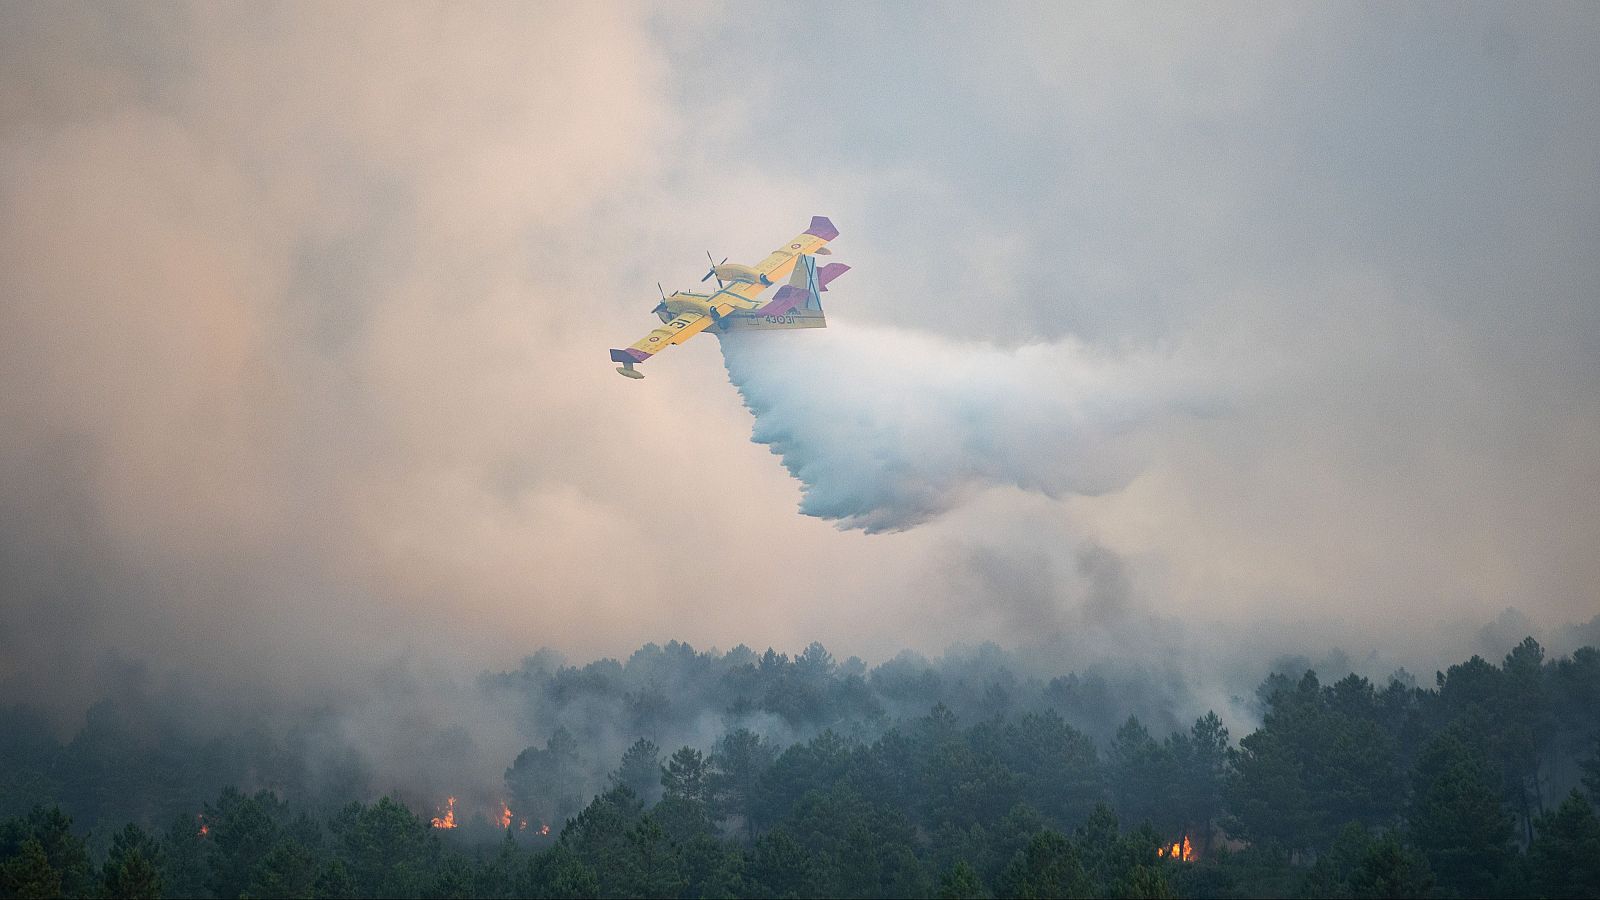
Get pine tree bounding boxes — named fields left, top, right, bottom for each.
left=709, top=728, right=777, bottom=839
left=0, top=838, right=61, bottom=899
left=661, top=746, right=710, bottom=805
left=997, top=830, right=1091, bottom=899
left=100, top=823, right=164, bottom=900
left=1528, top=791, right=1600, bottom=899
left=937, top=859, right=987, bottom=899
left=1347, top=834, right=1434, bottom=899
left=609, top=738, right=662, bottom=805
left=1408, top=730, right=1515, bottom=896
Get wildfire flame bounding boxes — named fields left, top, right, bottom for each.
left=1157, top=836, right=1194, bottom=862
left=499, top=803, right=513, bottom=829
left=430, top=797, right=457, bottom=830
left=197, top=814, right=209, bottom=837
left=538, top=823, right=550, bottom=836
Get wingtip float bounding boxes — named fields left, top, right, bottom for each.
left=609, top=216, right=848, bottom=379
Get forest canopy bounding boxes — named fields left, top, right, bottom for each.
left=2, top=636, right=1599, bottom=898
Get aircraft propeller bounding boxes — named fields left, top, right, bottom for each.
left=701, top=252, right=728, bottom=289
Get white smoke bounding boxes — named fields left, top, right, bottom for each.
left=719, top=323, right=1213, bottom=532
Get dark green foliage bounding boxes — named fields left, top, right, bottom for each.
left=985, top=711, right=1103, bottom=827
left=557, top=786, right=686, bottom=898
left=619, top=816, right=686, bottom=898
left=1170, top=712, right=1230, bottom=848
left=1408, top=729, right=1515, bottom=895
left=754, top=731, right=853, bottom=826
left=314, top=858, right=356, bottom=899
left=608, top=736, right=665, bottom=807
left=0, top=709, right=60, bottom=824
left=203, top=788, right=283, bottom=898
left=334, top=796, right=437, bottom=899
left=99, top=823, right=163, bottom=899
left=0, top=637, right=1598, bottom=898
left=507, top=729, right=586, bottom=830
left=746, top=830, right=817, bottom=899
left=780, top=784, right=925, bottom=898
left=1299, top=824, right=1433, bottom=899
left=156, top=813, right=209, bottom=898
left=422, top=854, right=478, bottom=899
left=996, top=829, right=1091, bottom=899
left=1229, top=671, right=1404, bottom=853
left=1347, top=835, right=1434, bottom=899
left=0, top=839, right=59, bottom=899
left=1167, top=853, right=1237, bottom=899
left=1107, top=717, right=1179, bottom=832
left=519, top=842, right=597, bottom=899
left=1072, top=805, right=1174, bottom=898
left=675, top=833, right=745, bottom=899
left=1581, top=732, right=1600, bottom=802
left=661, top=746, right=710, bottom=806
left=709, top=728, right=776, bottom=840
left=609, top=738, right=661, bottom=806
left=936, top=859, right=987, bottom=899
left=1528, top=791, right=1600, bottom=899
left=244, top=838, right=319, bottom=899
left=1208, top=844, right=1302, bottom=899
left=0, top=807, right=91, bottom=898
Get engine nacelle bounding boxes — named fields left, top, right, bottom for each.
left=712, top=263, right=770, bottom=286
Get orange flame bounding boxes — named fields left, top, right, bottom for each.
left=197, top=814, right=209, bottom=837
left=1157, top=836, right=1194, bottom=862
left=499, top=803, right=513, bottom=829
left=430, top=796, right=457, bottom=829
left=538, top=823, right=550, bottom=836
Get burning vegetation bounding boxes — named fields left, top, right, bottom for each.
left=1157, top=835, right=1194, bottom=862
left=429, top=797, right=546, bottom=836
left=430, top=796, right=457, bottom=830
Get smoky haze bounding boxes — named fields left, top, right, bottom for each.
left=2, top=2, right=1599, bottom=811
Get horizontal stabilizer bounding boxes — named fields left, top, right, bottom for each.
left=610, top=347, right=648, bottom=364
left=816, top=262, right=850, bottom=291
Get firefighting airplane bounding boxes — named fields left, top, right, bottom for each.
left=609, top=216, right=849, bottom=378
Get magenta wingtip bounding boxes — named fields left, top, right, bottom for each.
left=804, top=216, right=839, bottom=241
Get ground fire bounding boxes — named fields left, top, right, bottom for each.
left=430, top=797, right=457, bottom=829
left=1157, top=836, right=1194, bottom=862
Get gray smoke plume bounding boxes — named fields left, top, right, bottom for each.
left=719, top=323, right=1213, bottom=532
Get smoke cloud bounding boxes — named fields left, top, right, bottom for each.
left=720, top=325, right=1211, bottom=532
left=2, top=2, right=1597, bottom=817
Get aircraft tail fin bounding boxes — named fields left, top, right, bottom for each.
left=766, top=255, right=846, bottom=314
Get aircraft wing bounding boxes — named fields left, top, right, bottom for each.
left=748, top=215, right=840, bottom=287
left=703, top=216, right=842, bottom=313
left=610, top=311, right=711, bottom=375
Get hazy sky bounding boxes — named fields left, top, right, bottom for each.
left=2, top=2, right=1598, bottom=716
